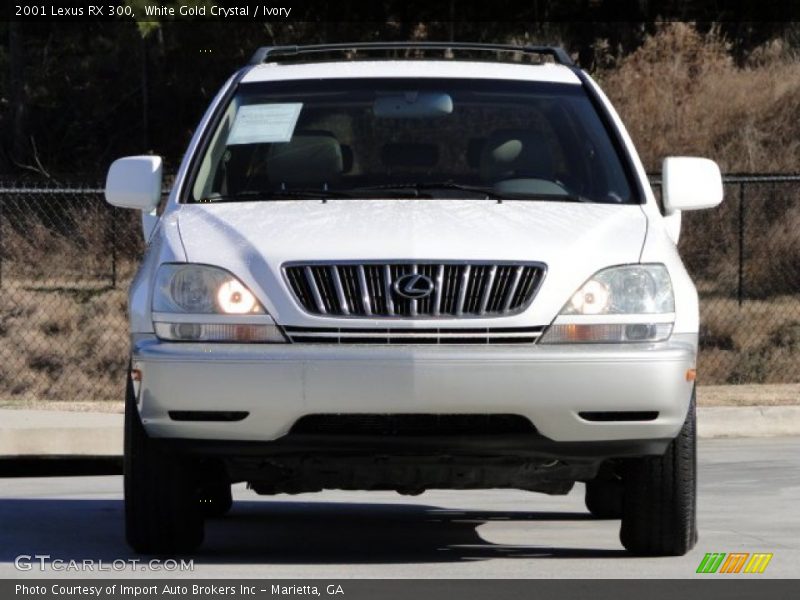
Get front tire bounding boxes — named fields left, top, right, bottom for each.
left=198, top=483, right=233, bottom=518
left=124, top=372, right=204, bottom=554
left=619, top=389, right=698, bottom=556
left=585, top=478, right=623, bottom=519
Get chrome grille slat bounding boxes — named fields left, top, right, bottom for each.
left=340, top=266, right=360, bottom=313
left=383, top=265, right=395, bottom=316
left=410, top=264, right=418, bottom=317
left=303, top=266, right=327, bottom=315
left=479, top=265, right=498, bottom=315
left=444, top=265, right=458, bottom=314
left=286, top=262, right=545, bottom=319
left=317, top=266, right=340, bottom=313
left=330, top=266, right=350, bottom=316
left=434, top=264, right=444, bottom=316
left=502, top=266, right=525, bottom=313
left=487, top=266, right=511, bottom=313
left=456, top=265, right=471, bottom=316
left=464, top=265, right=484, bottom=314
left=512, top=267, right=538, bottom=308
left=364, top=265, right=385, bottom=314
left=357, top=265, right=372, bottom=316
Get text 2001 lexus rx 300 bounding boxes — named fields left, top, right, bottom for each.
left=105, top=43, right=724, bottom=555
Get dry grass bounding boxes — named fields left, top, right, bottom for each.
left=700, top=295, right=800, bottom=351
left=697, top=384, right=800, bottom=407
left=0, top=195, right=141, bottom=405
left=678, top=189, right=800, bottom=298
left=598, top=22, right=800, bottom=173
left=0, top=399, right=124, bottom=413
left=698, top=295, right=800, bottom=384
left=744, top=204, right=800, bottom=297
left=0, top=278, right=131, bottom=404
left=0, top=203, right=142, bottom=282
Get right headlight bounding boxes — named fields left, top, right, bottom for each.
left=151, top=264, right=286, bottom=343
left=540, top=264, right=675, bottom=344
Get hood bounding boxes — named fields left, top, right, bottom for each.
left=175, top=200, right=647, bottom=325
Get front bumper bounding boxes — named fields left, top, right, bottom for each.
left=132, top=333, right=697, bottom=446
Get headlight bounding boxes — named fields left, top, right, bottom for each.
left=562, top=265, right=674, bottom=315
left=540, top=264, right=674, bottom=344
left=152, top=264, right=285, bottom=343
left=154, top=264, right=264, bottom=314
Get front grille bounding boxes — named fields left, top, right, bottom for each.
left=283, top=325, right=544, bottom=344
left=284, top=261, right=545, bottom=318
left=290, top=414, right=537, bottom=436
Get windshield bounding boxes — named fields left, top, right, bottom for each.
left=188, top=78, right=636, bottom=204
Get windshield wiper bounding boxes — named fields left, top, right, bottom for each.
left=416, top=182, right=594, bottom=202
left=199, top=185, right=592, bottom=203
left=334, top=184, right=432, bottom=198
left=349, top=182, right=500, bottom=199
left=199, top=189, right=354, bottom=202
left=346, top=182, right=591, bottom=202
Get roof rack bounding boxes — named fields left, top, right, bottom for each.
left=248, top=42, right=575, bottom=67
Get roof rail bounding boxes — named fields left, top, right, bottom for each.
left=248, top=42, right=575, bottom=67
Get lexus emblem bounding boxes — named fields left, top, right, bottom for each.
left=393, top=273, right=435, bottom=299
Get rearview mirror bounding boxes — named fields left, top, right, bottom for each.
left=373, top=92, right=453, bottom=119
left=662, top=156, right=723, bottom=214
left=105, top=156, right=163, bottom=211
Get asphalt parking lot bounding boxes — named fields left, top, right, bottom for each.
left=0, top=437, right=797, bottom=579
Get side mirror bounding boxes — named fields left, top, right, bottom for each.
left=105, top=156, right=163, bottom=211
left=662, top=156, right=723, bottom=214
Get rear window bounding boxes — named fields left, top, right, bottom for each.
left=188, top=78, right=636, bottom=204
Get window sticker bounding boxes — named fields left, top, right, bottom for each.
left=227, top=103, right=303, bottom=144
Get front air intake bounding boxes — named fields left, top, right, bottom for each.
left=290, top=414, right=537, bottom=436
left=578, top=411, right=659, bottom=422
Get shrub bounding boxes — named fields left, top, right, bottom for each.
left=598, top=22, right=800, bottom=173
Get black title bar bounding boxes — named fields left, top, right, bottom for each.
left=4, top=0, right=800, bottom=22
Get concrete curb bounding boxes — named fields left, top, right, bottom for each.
left=0, top=407, right=798, bottom=460
left=0, top=410, right=122, bottom=457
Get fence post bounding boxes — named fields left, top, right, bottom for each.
left=111, top=204, right=117, bottom=289
left=737, top=182, right=745, bottom=307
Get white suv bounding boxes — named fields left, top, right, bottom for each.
left=105, top=43, right=723, bottom=556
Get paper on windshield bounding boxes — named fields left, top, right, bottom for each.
left=227, top=103, right=303, bottom=145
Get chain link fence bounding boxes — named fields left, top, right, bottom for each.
left=0, top=184, right=144, bottom=406
left=1, top=176, right=799, bottom=406
left=676, top=175, right=800, bottom=384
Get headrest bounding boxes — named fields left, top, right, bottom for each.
left=267, top=131, right=343, bottom=186
left=479, top=129, right=555, bottom=182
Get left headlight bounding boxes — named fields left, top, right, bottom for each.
left=152, top=264, right=286, bottom=343
left=540, top=264, right=675, bottom=344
